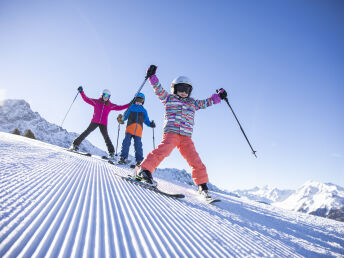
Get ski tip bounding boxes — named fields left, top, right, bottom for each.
left=206, top=199, right=221, bottom=204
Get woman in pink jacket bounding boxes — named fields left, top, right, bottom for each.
left=70, top=86, right=130, bottom=158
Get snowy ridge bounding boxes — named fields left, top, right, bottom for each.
left=274, top=181, right=344, bottom=221
left=1, top=132, right=343, bottom=257
left=0, top=99, right=106, bottom=156
left=234, top=185, right=294, bottom=204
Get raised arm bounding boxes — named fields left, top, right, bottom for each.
left=146, top=65, right=169, bottom=104
left=194, top=88, right=227, bottom=111
left=110, top=102, right=130, bottom=111
left=80, top=90, right=97, bottom=106
left=149, top=75, right=169, bottom=104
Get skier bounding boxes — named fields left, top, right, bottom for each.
left=136, top=65, right=227, bottom=198
left=70, top=86, right=130, bottom=159
left=117, top=92, right=155, bottom=166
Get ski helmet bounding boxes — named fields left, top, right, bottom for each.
left=102, top=89, right=111, bottom=96
left=171, top=76, right=193, bottom=96
left=135, top=92, right=145, bottom=104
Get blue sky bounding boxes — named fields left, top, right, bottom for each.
left=1, top=0, right=343, bottom=191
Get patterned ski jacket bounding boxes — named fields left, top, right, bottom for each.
left=80, top=91, right=129, bottom=126
left=149, top=76, right=214, bottom=137
left=123, top=104, right=152, bottom=137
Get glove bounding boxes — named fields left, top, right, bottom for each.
left=117, top=114, right=124, bottom=124
left=150, top=120, right=156, bottom=128
left=146, top=65, right=157, bottom=79
left=77, top=86, right=83, bottom=93
left=217, top=88, right=228, bottom=100
left=149, top=74, right=159, bottom=85
left=211, top=93, right=221, bottom=104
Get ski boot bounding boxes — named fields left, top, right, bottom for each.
left=198, top=183, right=211, bottom=199
left=108, top=152, right=115, bottom=160
left=118, top=157, right=127, bottom=164
left=69, top=144, right=79, bottom=152
left=137, top=169, right=155, bottom=186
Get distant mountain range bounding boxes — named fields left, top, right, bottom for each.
left=234, top=181, right=344, bottom=222
left=0, top=99, right=107, bottom=156
left=1, top=99, right=343, bottom=222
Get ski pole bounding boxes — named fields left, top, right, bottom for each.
left=152, top=127, right=155, bottom=149
left=60, top=91, right=79, bottom=127
left=123, top=77, right=148, bottom=118
left=115, top=123, right=121, bottom=156
left=220, top=92, right=257, bottom=158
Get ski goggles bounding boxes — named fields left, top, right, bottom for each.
left=135, top=97, right=144, bottom=103
left=102, top=93, right=111, bottom=98
left=175, top=84, right=192, bottom=94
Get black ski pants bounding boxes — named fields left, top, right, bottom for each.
left=73, top=122, right=115, bottom=153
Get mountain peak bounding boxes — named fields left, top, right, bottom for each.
left=0, top=98, right=107, bottom=156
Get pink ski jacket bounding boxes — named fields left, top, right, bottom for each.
left=80, top=91, right=129, bottom=126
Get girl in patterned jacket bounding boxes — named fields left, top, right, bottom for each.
left=137, top=65, right=227, bottom=198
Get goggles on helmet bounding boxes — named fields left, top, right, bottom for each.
left=175, top=84, right=192, bottom=94
left=135, top=97, right=144, bottom=103
left=103, top=93, right=110, bottom=98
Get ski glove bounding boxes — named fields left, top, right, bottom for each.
left=77, top=86, right=83, bottom=93
left=150, top=120, right=156, bottom=128
left=149, top=74, right=159, bottom=85
left=117, top=114, right=124, bottom=124
left=217, top=88, right=227, bottom=100
left=146, top=65, right=157, bottom=79
left=211, top=93, right=222, bottom=104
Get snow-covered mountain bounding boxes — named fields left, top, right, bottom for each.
left=1, top=132, right=343, bottom=257
left=235, top=182, right=344, bottom=222
left=0, top=99, right=107, bottom=156
left=234, top=185, right=293, bottom=204
left=273, top=181, right=344, bottom=222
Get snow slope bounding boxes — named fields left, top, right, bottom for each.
left=1, top=132, right=343, bottom=257
left=274, top=181, right=344, bottom=221
left=0, top=99, right=107, bottom=156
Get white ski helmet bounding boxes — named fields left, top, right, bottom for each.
left=102, top=89, right=111, bottom=96
left=170, top=76, right=193, bottom=95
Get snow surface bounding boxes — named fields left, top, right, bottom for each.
left=1, top=132, right=344, bottom=257
left=0, top=99, right=107, bottom=156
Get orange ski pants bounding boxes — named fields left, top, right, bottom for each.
left=140, top=133, right=209, bottom=185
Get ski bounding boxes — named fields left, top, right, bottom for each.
left=120, top=176, right=185, bottom=199
left=204, top=197, right=221, bottom=204
left=67, top=149, right=91, bottom=157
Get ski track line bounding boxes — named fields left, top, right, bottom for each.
left=1, top=136, right=343, bottom=257
left=30, top=160, right=90, bottom=257
left=0, top=156, right=79, bottom=241
left=115, top=169, right=199, bottom=257
left=18, top=159, right=86, bottom=258
left=121, top=182, right=194, bottom=257
left=117, top=176, right=235, bottom=258
left=189, top=198, right=301, bottom=257
left=1, top=157, right=84, bottom=257
left=118, top=180, right=186, bottom=257
left=213, top=195, right=341, bottom=256
left=44, top=161, right=91, bottom=258
left=0, top=158, right=72, bottom=221
left=159, top=188, right=299, bottom=257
